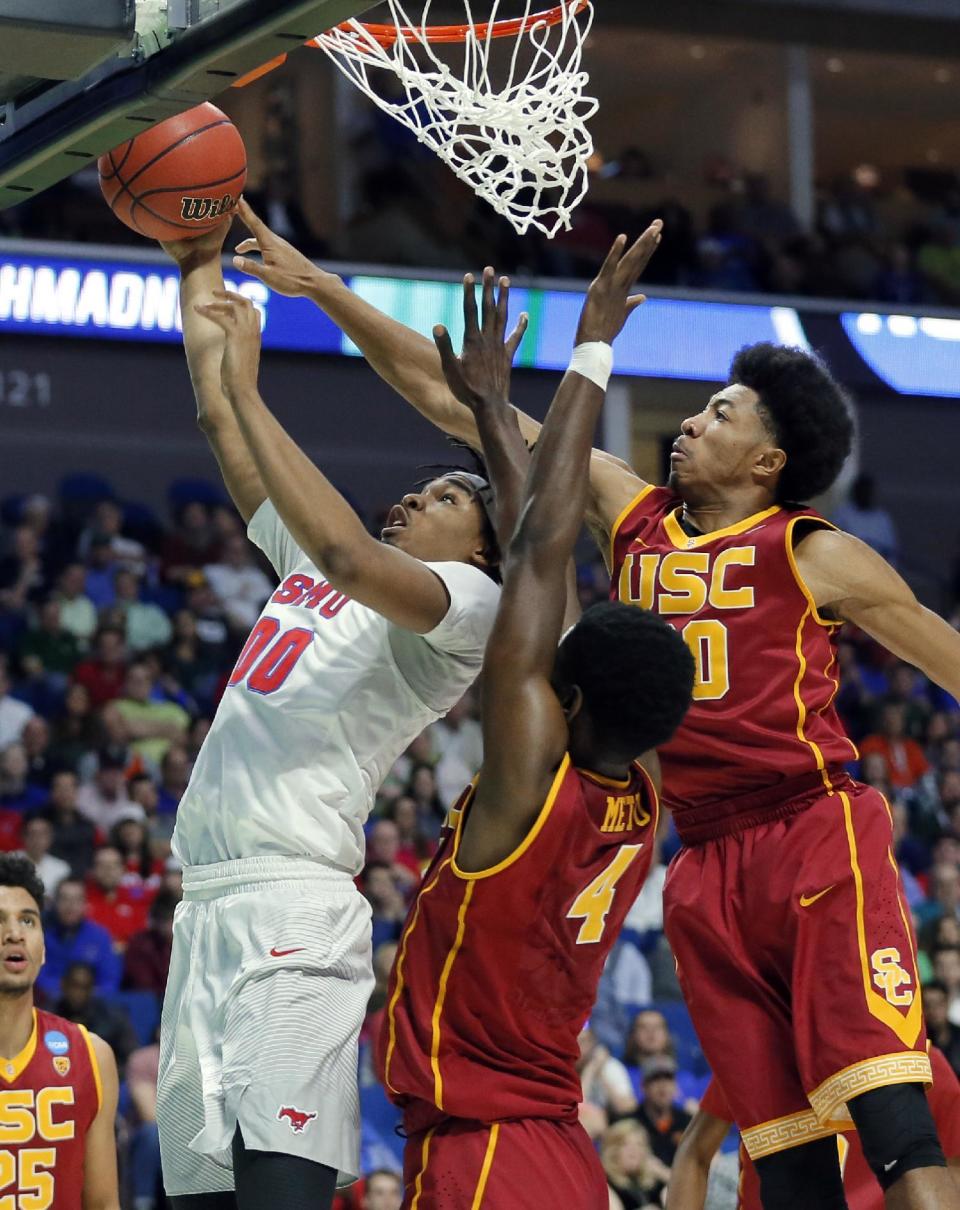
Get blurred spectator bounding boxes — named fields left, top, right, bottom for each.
left=203, top=534, right=273, bottom=633
left=76, top=748, right=138, bottom=831
left=38, top=879, right=121, bottom=1001
left=366, top=819, right=419, bottom=894
left=631, top=1057, right=692, bottom=1167
left=932, top=945, right=960, bottom=1025
left=405, top=762, right=447, bottom=838
left=926, top=864, right=960, bottom=929
left=55, top=960, right=136, bottom=1068
left=623, top=1011, right=673, bottom=1089
left=18, top=814, right=70, bottom=902
left=16, top=598, right=81, bottom=685
left=128, top=772, right=174, bottom=853
left=600, top=1119, right=671, bottom=1210
left=21, top=716, right=54, bottom=787
left=73, top=626, right=128, bottom=708
left=875, top=243, right=926, bottom=305
left=0, top=742, right=46, bottom=813
left=114, top=568, right=173, bottom=653
left=49, top=682, right=100, bottom=771
left=123, top=889, right=177, bottom=994
left=917, top=222, right=960, bottom=305
left=381, top=795, right=435, bottom=872
left=43, top=769, right=96, bottom=877
left=360, top=1170, right=402, bottom=1210
left=859, top=702, right=929, bottom=789
left=114, top=662, right=190, bottom=767
left=126, top=1032, right=163, bottom=1210
left=84, top=537, right=120, bottom=610
left=110, top=814, right=163, bottom=894
left=161, top=502, right=219, bottom=585
left=428, top=692, right=483, bottom=808
left=883, top=662, right=933, bottom=742
left=0, top=657, right=34, bottom=747
left=78, top=500, right=146, bottom=572
left=156, top=745, right=191, bottom=815
left=54, top=563, right=97, bottom=646
left=578, top=1026, right=637, bottom=1121
left=362, top=862, right=407, bottom=951
left=86, top=845, right=150, bottom=947
left=0, top=524, right=47, bottom=610
left=833, top=474, right=899, bottom=565
left=163, top=609, right=221, bottom=709
left=924, top=980, right=960, bottom=1077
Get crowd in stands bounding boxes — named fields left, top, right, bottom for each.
left=5, top=104, right=960, bottom=309
left=1, top=471, right=959, bottom=1208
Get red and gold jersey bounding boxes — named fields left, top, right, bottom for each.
left=380, top=756, right=659, bottom=1130
left=0, top=1009, right=101, bottom=1210
left=610, top=487, right=857, bottom=839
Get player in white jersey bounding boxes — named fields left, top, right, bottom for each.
left=156, top=212, right=513, bottom=1210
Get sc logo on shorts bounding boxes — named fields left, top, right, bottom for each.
left=871, top=947, right=914, bottom=1007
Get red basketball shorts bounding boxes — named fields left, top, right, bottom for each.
left=401, top=1115, right=607, bottom=1209
left=663, top=777, right=930, bottom=1161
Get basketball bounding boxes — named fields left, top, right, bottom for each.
left=98, top=102, right=246, bottom=241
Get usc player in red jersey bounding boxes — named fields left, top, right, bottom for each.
left=0, top=855, right=119, bottom=1210
left=236, top=214, right=960, bottom=1208
left=666, top=1044, right=960, bottom=1210
left=379, top=237, right=694, bottom=1209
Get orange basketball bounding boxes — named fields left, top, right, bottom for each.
left=98, top=102, right=246, bottom=241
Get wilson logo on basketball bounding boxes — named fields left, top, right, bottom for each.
left=180, top=194, right=236, bottom=222
left=277, top=1106, right=317, bottom=1134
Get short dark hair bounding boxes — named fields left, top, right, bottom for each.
left=923, top=979, right=948, bottom=998
left=555, top=603, right=695, bottom=757
left=0, top=855, right=46, bottom=914
left=728, top=343, right=854, bottom=503
left=149, top=889, right=179, bottom=922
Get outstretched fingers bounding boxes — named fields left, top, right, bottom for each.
left=236, top=197, right=268, bottom=237
left=505, top=312, right=529, bottom=360
left=462, top=273, right=480, bottom=340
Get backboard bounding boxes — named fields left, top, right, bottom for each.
left=0, top=0, right=375, bottom=210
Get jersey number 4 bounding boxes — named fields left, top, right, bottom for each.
left=567, top=845, right=644, bottom=944
left=228, top=617, right=313, bottom=696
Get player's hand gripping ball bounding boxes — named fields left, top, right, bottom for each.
left=99, top=102, right=246, bottom=241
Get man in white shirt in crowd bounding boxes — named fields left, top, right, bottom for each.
left=156, top=204, right=506, bottom=1210
left=426, top=689, right=484, bottom=807
left=77, top=748, right=140, bottom=833
left=203, top=533, right=274, bottom=634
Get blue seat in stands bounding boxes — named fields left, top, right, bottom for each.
left=114, top=990, right=161, bottom=1047
left=167, top=478, right=226, bottom=513
left=58, top=472, right=115, bottom=504
left=359, top=1083, right=404, bottom=1172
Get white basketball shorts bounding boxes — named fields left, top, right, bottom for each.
left=157, top=855, right=374, bottom=1196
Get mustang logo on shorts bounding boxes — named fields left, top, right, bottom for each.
left=277, top=1106, right=318, bottom=1134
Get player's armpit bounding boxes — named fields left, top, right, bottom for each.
left=796, top=528, right=960, bottom=701
left=586, top=451, right=649, bottom=569
left=82, top=1034, right=121, bottom=1210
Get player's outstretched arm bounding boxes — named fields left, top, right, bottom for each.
left=666, top=1110, right=731, bottom=1210
left=796, top=529, right=960, bottom=701
left=161, top=224, right=266, bottom=523
left=454, top=230, right=660, bottom=863
left=231, top=198, right=650, bottom=548
left=194, top=290, right=452, bottom=634
left=432, top=266, right=530, bottom=551
left=82, top=1033, right=121, bottom=1210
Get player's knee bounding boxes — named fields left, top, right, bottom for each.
left=847, top=1081, right=945, bottom=1192
left=753, top=1135, right=846, bottom=1210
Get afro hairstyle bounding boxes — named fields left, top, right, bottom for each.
left=728, top=343, right=854, bottom=504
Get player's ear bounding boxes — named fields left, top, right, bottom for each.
left=754, top=445, right=786, bottom=489
left=559, top=683, right=584, bottom=722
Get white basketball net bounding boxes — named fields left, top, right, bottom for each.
left=314, top=1, right=597, bottom=236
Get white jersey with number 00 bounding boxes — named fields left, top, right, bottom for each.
left=172, top=501, right=500, bottom=873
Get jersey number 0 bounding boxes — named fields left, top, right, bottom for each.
left=228, top=617, right=313, bottom=696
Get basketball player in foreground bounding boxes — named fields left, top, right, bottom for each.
left=667, top=1047, right=960, bottom=1210
left=156, top=222, right=507, bottom=1208
left=0, top=855, right=120, bottom=1210
left=235, top=212, right=960, bottom=1209
left=380, top=241, right=694, bottom=1208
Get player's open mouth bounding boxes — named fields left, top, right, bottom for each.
left=381, top=504, right=409, bottom=535
left=2, top=952, right=26, bottom=972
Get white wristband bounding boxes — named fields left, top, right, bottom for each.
left=569, top=342, right=613, bottom=391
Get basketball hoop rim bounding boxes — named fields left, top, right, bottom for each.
left=318, top=0, right=589, bottom=47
